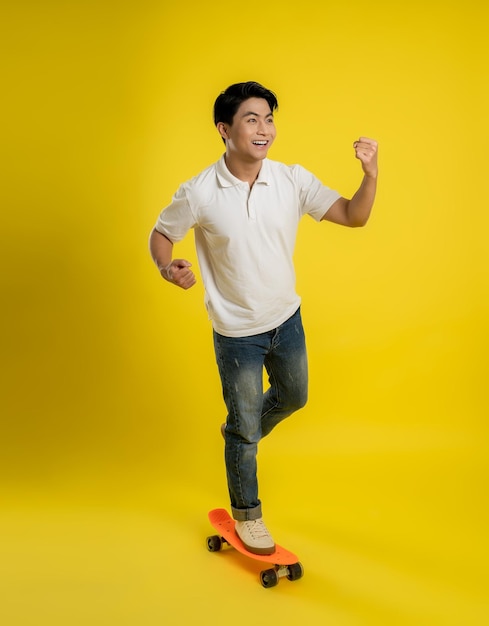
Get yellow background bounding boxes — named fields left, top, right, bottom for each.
left=1, top=0, right=488, bottom=624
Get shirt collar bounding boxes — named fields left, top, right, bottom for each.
left=216, top=155, right=271, bottom=187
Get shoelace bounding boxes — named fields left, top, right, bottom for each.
left=246, top=519, right=270, bottom=539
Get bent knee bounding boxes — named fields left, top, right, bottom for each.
left=286, top=388, right=308, bottom=413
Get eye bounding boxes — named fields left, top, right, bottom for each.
left=247, top=118, right=257, bottom=123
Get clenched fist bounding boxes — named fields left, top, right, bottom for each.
left=161, top=259, right=196, bottom=290
left=353, top=137, right=378, bottom=179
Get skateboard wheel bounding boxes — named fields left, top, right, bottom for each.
left=287, top=562, right=304, bottom=581
left=260, top=568, right=279, bottom=588
left=206, top=535, right=222, bottom=552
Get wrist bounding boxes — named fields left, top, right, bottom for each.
left=364, top=171, right=378, bottom=181
left=159, top=262, right=173, bottom=282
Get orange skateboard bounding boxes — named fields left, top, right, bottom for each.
left=206, top=508, right=304, bottom=588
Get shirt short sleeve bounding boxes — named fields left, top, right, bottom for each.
left=154, top=184, right=197, bottom=243
left=291, top=164, right=342, bottom=222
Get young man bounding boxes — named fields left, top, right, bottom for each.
left=149, top=81, right=378, bottom=555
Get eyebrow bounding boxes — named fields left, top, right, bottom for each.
left=241, top=111, right=274, bottom=119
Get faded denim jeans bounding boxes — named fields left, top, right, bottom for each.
left=213, top=307, right=308, bottom=521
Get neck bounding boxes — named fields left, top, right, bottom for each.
left=224, top=153, right=263, bottom=187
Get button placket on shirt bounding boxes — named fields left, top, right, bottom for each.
left=246, top=184, right=257, bottom=222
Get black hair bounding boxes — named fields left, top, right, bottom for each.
left=213, top=81, right=278, bottom=126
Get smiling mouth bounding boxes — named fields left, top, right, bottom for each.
left=252, top=140, right=268, bottom=146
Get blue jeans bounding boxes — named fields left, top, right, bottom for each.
left=213, top=307, right=308, bottom=521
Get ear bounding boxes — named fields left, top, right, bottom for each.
left=216, top=122, right=229, bottom=141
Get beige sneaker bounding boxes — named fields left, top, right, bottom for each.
left=235, top=518, right=276, bottom=555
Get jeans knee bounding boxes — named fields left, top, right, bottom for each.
left=286, top=386, right=307, bottom=413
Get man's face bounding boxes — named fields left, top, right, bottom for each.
left=218, top=97, right=276, bottom=162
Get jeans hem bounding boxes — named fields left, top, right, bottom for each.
left=232, top=503, right=262, bottom=521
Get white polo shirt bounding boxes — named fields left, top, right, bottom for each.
left=155, top=156, right=341, bottom=337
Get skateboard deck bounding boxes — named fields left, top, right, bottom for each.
left=207, top=508, right=304, bottom=587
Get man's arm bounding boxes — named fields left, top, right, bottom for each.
left=322, top=137, right=378, bottom=228
left=149, top=228, right=196, bottom=290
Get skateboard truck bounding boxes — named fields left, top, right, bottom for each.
left=260, top=562, right=304, bottom=588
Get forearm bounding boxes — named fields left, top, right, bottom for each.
left=322, top=137, right=378, bottom=228
left=149, top=227, right=196, bottom=289
left=347, top=173, right=377, bottom=227
left=149, top=228, right=173, bottom=276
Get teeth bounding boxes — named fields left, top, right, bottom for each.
left=253, top=141, right=267, bottom=145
